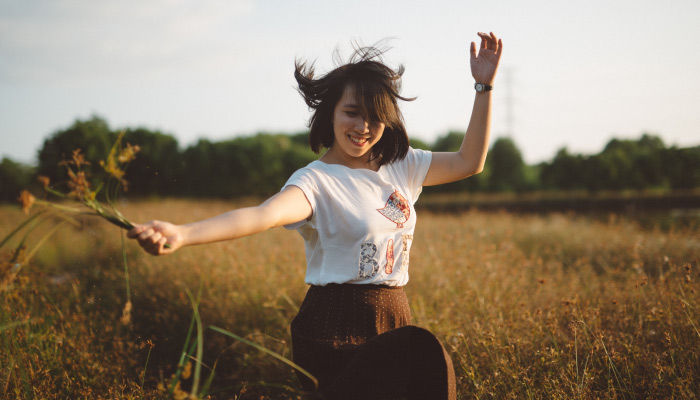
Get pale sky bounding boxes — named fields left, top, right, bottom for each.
left=1, top=0, right=699, bottom=165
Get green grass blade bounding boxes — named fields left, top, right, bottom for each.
left=0, top=211, right=45, bottom=250
left=198, top=358, right=218, bottom=398
left=169, top=315, right=197, bottom=396
left=34, top=199, right=84, bottom=214
left=0, top=319, right=35, bottom=333
left=23, top=220, right=70, bottom=264
left=120, top=232, right=130, bottom=303
left=209, top=325, right=319, bottom=390
left=185, top=287, right=204, bottom=398
left=141, top=345, right=153, bottom=391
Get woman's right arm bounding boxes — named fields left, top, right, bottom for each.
left=127, top=185, right=312, bottom=255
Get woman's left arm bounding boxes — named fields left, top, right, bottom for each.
left=423, top=32, right=503, bottom=186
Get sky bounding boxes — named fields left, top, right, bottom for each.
left=1, top=0, right=699, bottom=165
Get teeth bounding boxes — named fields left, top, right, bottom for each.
left=349, top=135, right=367, bottom=144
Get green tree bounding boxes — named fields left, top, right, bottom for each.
left=0, top=157, right=35, bottom=203
left=487, top=137, right=526, bottom=192
left=181, top=139, right=218, bottom=197
left=424, top=131, right=484, bottom=193
left=121, top=128, right=183, bottom=196
left=37, top=115, right=115, bottom=193
left=409, top=137, right=432, bottom=151
left=662, top=145, right=700, bottom=190
left=180, top=133, right=317, bottom=198
left=597, top=134, right=666, bottom=190
left=432, top=131, right=464, bottom=152
left=540, top=148, right=585, bottom=190
left=581, top=155, right=610, bottom=192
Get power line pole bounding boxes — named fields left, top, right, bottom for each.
left=503, top=67, right=515, bottom=138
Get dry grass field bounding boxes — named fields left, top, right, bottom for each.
left=1, top=198, right=699, bottom=399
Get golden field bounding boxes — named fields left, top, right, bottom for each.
left=1, top=199, right=699, bottom=399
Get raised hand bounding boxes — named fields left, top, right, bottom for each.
left=127, top=220, right=184, bottom=255
left=470, top=32, right=503, bottom=86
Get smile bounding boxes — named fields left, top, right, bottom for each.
left=348, top=135, right=368, bottom=145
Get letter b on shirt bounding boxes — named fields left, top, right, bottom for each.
left=359, top=243, right=379, bottom=278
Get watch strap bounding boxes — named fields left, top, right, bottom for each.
left=474, top=83, right=493, bottom=92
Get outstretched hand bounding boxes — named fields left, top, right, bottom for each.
left=470, top=32, right=503, bottom=86
left=127, top=220, right=184, bottom=255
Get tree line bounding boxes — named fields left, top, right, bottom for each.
left=1, top=115, right=699, bottom=202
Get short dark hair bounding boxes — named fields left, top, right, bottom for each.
left=294, top=43, right=415, bottom=166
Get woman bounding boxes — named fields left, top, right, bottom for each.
left=129, top=32, right=502, bottom=399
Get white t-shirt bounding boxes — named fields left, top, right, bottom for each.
left=283, top=147, right=432, bottom=287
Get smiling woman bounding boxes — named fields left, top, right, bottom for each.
left=129, top=32, right=502, bottom=399
left=323, top=86, right=388, bottom=168
left=295, top=44, right=415, bottom=170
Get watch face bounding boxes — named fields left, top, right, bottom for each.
left=475, top=83, right=484, bottom=92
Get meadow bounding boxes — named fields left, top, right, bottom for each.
left=1, top=199, right=699, bottom=399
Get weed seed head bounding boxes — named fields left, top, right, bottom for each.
left=18, top=190, right=35, bottom=214
left=37, top=175, right=50, bottom=189
left=120, top=301, right=132, bottom=325
left=59, top=148, right=90, bottom=168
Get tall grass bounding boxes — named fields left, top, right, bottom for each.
left=1, top=200, right=698, bottom=398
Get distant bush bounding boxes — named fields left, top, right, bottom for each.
left=12, top=116, right=697, bottom=203
left=0, top=157, right=34, bottom=202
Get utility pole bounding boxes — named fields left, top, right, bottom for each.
left=503, top=67, right=515, bottom=138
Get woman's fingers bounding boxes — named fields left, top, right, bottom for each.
left=139, top=228, right=161, bottom=247
left=127, top=223, right=146, bottom=239
left=141, top=231, right=165, bottom=255
left=476, top=32, right=501, bottom=53
left=126, top=221, right=170, bottom=255
left=147, top=230, right=163, bottom=245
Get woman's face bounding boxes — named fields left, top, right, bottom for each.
left=328, top=85, right=386, bottom=165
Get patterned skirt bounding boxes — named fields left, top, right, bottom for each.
left=291, top=283, right=455, bottom=400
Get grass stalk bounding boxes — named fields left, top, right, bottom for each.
left=169, top=315, right=197, bottom=396
left=23, top=220, right=70, bottom=265
left=2, top=357, right=12, bottom=393
left=185, top=286, right=204, bottom=398
left=0, top=211, right=45, bottom=250
left=120, top=232, right=131, bottom=305
left=0, top=319, right=35, bottom=333
left=574, top=327, right=580, bottom=399
left=209, top=325, right=319, bottom=390
left=141, top=343, right=153, bottom=392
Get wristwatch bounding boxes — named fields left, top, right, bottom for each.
left=474, top=83, right=493, bottom=92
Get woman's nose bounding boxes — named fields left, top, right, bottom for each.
left=355, top=119, right=369, bottom=133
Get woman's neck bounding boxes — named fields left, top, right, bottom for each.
left=319, top=147, right=381, bottom=171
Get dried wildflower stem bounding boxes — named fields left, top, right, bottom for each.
left=1, top=216, right=72, bottom=292
left=22, top=134, right=170, bottom=248
left=121, top=233, right=130, bottom=301
left=678, top=297, right=700, bottom=340
left=29, top=197, right=133, bottom=232
left=30, top=187, right=169, bottom=248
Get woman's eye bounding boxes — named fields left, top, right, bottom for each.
left=345, top=111, right=358, bottom=117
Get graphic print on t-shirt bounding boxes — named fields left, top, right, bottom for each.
left=401, top=234, right=413, bottom=270
left=359, top=242, right=380, bottom=278
left=377, top=189, right=410, bottom=228
left=385, top=239, right=395, bottom=274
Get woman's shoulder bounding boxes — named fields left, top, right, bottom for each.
left=386, top=147, right=432, bottom=170
left=285, top=159, right=343, bottom=190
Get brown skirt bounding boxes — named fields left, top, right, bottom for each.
left=291, top=283, right=455, bottom=400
